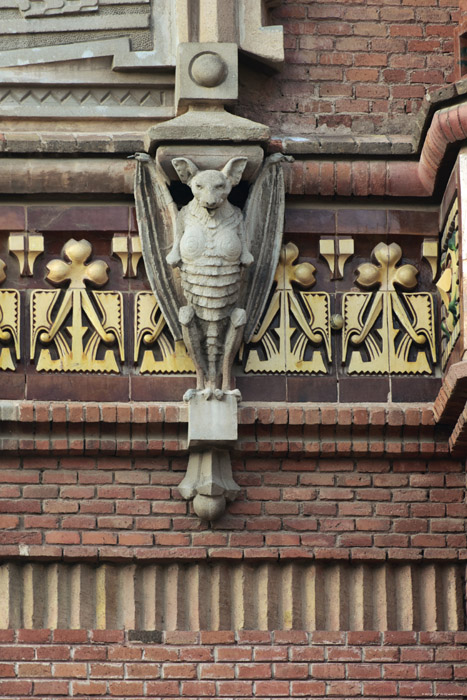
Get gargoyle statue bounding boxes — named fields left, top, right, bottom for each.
left=133, top=150, right=290, bottom=520
left=134, top=152, right=290, bottom=402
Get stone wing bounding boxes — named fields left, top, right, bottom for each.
left=134, top=156, right=183, bottom=341
left=242, top=154, right=290, bottom=343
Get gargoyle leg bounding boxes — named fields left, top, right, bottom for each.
left=179, top=305, right=206, bottom=390
left=206, top=320, right=221, bottom=389
left=221, top=308, right=246, bottom=392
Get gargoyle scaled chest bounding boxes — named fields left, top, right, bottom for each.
left=179, top=199, right=244, bottom=321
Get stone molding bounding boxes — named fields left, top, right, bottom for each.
left=0, top=87, right=172, bottom=120
left=3, top=93, right=467, bottom=196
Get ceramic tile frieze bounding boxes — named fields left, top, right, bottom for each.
left=243, top=242, right=331, bottom=374
left=8, top=231, right=43, bottom=276
left=134, top=292, right=194, bottom=374
left=0, top=258, right=20, bottom=371
left=437, top=198, right=460, bottom=370
left=319, top=236, right=354, bottom=280
left=342, top=242, right=436, bottom=375
left=0, top=210, right=445, bottom=383
left=30, top=239, right=124, bottom=373
left=112, top=233, right=142, bottom=279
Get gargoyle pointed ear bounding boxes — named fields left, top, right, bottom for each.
left=221, top=157, right=248, bottom=186
left=172, top=157, right=199, bottom=184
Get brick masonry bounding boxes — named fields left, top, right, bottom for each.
left=0, top=2, right=467, bottom=695
left=0, top=630, right=466, bottom=698
left=0, top=401, right=448, bottom=457
left=0, top=452, right=464, bottom=562
left=237, top=0, right=459, bottom=137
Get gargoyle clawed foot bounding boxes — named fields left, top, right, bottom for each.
left=183, top=388, right=197, bottom=402
left=183, top=387, right=215, bottom=402
left=183, top=387, right=242, bottom=402
left=213, top=389, right=241, bottom=402
left=224, top=388, right=242, bottom=402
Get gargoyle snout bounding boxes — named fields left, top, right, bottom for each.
left=200, top=192, right=221, bottom=209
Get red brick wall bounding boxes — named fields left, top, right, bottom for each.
left=0, top=630, right=466, bottom=699
left=236, top=0, right=459, bottom=135
left=0, top=454, right=464, bottom=560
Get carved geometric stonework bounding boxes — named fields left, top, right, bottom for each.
left=30, top=239, right=124, bottom=373
left=134, top=292, right=194, bottom=374
left=176, top=42, right=238, bottom=109
left=0, top=0, right=283, bottom=125
left=342, top=242, right=436, bottom=375
left=0, top=259, right=20, bottom=371
left=17, top=0, right=97, bottom=18
left=0, top=0, right=151, bottom=51
left=0, top=3, right=168, bottom=120
left=0, top=0, right=283, bottom=65
left=178, top=448, right=241, bottom=521
left=244, top=242, right=331, bottom=374
left=437, top=199, right=460, bottom=370
left=8, top=231, right=44, bottom=276
left=0, top=86, right=170, bottom=120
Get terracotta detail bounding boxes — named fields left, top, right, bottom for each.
left=0, top=399, right=448, bottom=458
left=0, top=561, right=462, bottom=631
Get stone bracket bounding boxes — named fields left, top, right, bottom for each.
left=178, top=448, right=240, bottom=521
left=187, top=393, right=238, bottom=448
left=178, top=394, right=241, bottom=520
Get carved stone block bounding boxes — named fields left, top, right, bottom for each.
left=187, top=394, right=238, bottom=447
left=175, top=42, right=238, bottom=109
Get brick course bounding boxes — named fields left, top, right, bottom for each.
left=0, top=454, right=464, bottom=561
left=0, top=631, right=465, bottom=698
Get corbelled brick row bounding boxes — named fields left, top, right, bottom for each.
left=0, top=401, right=450, bottom=456
left=0, top=455, right=464, bottom=561
left=0, top=630, right=465, bottom=699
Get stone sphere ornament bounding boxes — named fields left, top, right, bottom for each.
left=189, top=51, right=227, bottom=88
left=193, top=494, right=226, bottom=521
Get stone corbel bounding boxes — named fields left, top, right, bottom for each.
left=178, top=448, right=240, bottom=521
left=134, top=146, right=289, bottom=520
left=178, top=394, right=240, bottom=520
left=132, top=2, right=286, bottom=521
